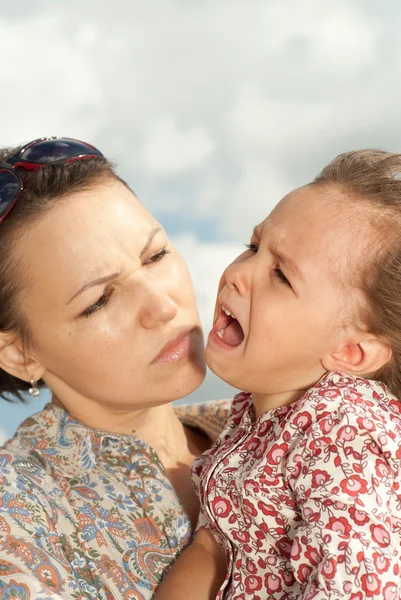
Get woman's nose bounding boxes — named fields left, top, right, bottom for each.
left=224, top=259, right=250, bottom=296
left=138, top=285, right=178, bottom=329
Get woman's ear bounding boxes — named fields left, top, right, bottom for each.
left=0, top=332, right=45, bottom=382
left=322, top=336, right=392, bottom=376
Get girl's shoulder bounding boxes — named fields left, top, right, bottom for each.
left=308, top=371, right=401, bottom=423
left=293, top=371, right=401, bottom=471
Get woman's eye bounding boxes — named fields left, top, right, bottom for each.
left=144, top=247, right=171, bottom=264
left=81, top=289, right=113, bottom=318
left=274, top=267, right=291, bottom=287
left=245, top=243, right=258, bottom=253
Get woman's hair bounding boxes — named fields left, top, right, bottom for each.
left=0, top=144, right=127, bottom=402
left=314, top=149, right=401, bottom=399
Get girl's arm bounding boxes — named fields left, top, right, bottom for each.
left=155, top=527, right=227, bottom=600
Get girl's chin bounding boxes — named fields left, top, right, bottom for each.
left=205, top=344, right=242, bottom=388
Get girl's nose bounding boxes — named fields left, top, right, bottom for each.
left=138, top=285, right=178, bottom=329
left=224, top=259, right=250, bottom=297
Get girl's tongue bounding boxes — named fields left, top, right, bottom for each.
left=222, top=320, right=245, bottom=346
left=215, top=310, right=245, bottom=347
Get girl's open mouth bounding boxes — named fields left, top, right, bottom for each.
left=212, top=305, right=245, bottom=347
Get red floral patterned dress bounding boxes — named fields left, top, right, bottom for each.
left=192, top=372, right=401, bottom=599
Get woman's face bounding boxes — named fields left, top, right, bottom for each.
left=16, top=179, right=205, bottom=409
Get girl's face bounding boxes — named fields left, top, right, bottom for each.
left=16, top=179, right=205, bottom=408
left=206, top=184, right=368, bottom=397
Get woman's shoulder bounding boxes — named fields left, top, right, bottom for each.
left=0, top=437, right=58, bottom=542
left=0, top=414, right=56, bottom=491
left=175, top=398, right=232, bottom=442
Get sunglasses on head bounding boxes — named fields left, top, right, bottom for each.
left=0, top=136, right=104, bottom=224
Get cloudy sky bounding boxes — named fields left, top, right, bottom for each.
left=1, top=0, right=401, bottom=440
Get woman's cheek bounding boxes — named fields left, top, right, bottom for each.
left=169, top=259, right=196, bottom=295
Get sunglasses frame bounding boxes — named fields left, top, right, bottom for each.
left=0, top=169, right=23, bottom=225
left=0, top=137, right=104, bottom=224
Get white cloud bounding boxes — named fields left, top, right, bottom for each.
left=222, top=160, right=291, bottom=239
left=2, top=0, right=400, bottom=240
left=259, top=1, right=378, bottom=74
left=141, top=118, right=215, bottom=175
left=0, top=15, right=102, bottom=146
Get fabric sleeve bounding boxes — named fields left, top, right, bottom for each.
left=0, top=460, right=106, bottom=599
left=195, top=508, right=210, bottom=533
left=287, top=405, right=401, bottom=599
left=0, top=532, right=100, bottom=599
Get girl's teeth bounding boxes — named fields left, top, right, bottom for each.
left=222, top=305, right=236, bottom=319
left=217, top=329, right=225, bottom=339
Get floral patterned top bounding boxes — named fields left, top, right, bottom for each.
left=192, top=372, right=401, bottom=600
left=0, top=399, right=229, bottom=600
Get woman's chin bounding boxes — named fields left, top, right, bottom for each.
left=169, top=365, right=206, bottom=401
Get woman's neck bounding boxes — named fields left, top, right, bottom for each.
left=52, top=394, right=210, bottom=528
left=51, top=394, right=207, bottom=469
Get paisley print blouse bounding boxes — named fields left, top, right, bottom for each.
left=0, top=400, right=229, bottom=600
left=192, top=372, right=401, bottom=599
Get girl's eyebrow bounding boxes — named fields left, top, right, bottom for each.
left=253, top=224, right=305, bottom=282
left=271, top=246, right=305, bottom=282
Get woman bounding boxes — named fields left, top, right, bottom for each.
left=0, top=137, right=229, bottom=599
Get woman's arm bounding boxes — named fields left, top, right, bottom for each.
left=155, top=527, right=227, bottom=600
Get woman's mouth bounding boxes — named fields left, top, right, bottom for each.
left=210, top=305, right=245, bottom=347
left=152, top=328, right=197, bottom=364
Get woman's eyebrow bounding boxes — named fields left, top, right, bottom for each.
left=67, top=273, right=119, bottom=305
left=139, top=227, right=162, bottom=257
left=68, top=227, right=163, bottom=304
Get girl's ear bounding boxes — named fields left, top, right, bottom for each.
left=0, top=332, right=45, bottom=382
left=322, top=336, right=392, bottom=376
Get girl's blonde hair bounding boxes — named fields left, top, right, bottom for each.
left=315, top=149, right=401, bottom=398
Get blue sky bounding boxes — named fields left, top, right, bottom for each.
left=2, top=0, right=401, bottom=441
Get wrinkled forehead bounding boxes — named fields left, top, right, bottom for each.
left=12, top=180, right=162, bottom=306
left=260, top=184, right=378, bottom=288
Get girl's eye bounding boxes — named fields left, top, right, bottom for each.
left=81, top=289, right=113, bottom=318
left=274, top=267, right=291, bottom=287
left=245, top=243, right=258, bottom=253
left=144, top=248, right=171, bottom=264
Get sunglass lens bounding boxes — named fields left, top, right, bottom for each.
left=0, top=170, right=21, bottom=215
left=21, top=138, right=104, bottom=163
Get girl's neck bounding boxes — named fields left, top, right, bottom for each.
left=251, top=388, right=307, bottom=419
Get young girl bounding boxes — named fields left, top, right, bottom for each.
left=156, top=150, right=401, bottom=600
